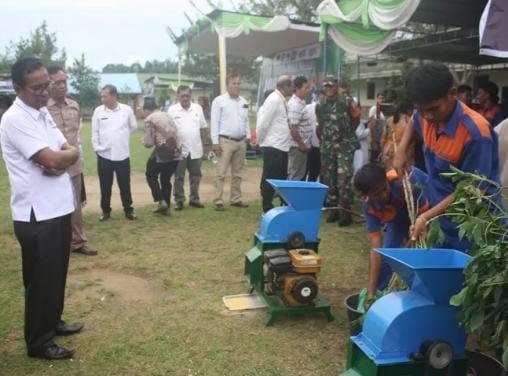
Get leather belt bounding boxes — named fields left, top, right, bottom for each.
left=220, top=135, right=245, bottom=142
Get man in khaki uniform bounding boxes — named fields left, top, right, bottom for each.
left=210, top=73, right=251, bottom=211
left=47, top=66, right=97, bottom=256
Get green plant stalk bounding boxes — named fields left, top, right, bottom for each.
left=427, top=167, right=508, bottom=367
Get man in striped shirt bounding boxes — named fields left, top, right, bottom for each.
left=287, top=76, right=312, bottom=180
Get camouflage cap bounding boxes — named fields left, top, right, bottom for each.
left=323, top=75, right=338, bottom=86
left=322, top=75, right=339, bottom=87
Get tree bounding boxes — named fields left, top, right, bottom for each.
left=102, top=59, right=179, bottom=74
left=8, top=21, right=66, bottom=66
left=102, top=63, right=133, bottom=73
left=0, top=53, right=11, bottom=73
left=68, top=54, right=99, bottom=111
left=235, top=0, right=322, bottom=21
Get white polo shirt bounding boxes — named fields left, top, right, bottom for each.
left=91, top=103, right=137, bottom=161
left=210, top=93, right=250, bottom=144
left=256, top=90, right=291, bottom=152
left=168, top=102, right=207, bottom=159
left=368, top=105, right=385, bottom=120
left=0, top=98, right=75, bottom=222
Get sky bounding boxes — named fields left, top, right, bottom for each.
left=1, top=0, right=231, bottom=70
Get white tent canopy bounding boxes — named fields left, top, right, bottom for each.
left=177, top=10, right=320, bottom=57
left=176, top=10, right=321, bottom=92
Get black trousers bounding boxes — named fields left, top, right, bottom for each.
left=145, top=158, right=179, bottom=204
left=97, top=155, right=133, bottom=214
left=260, top=147, right=288, bottom=213
left=13, top=213, right=71, bottom=353
left=306, top=146, right=321, bottom=182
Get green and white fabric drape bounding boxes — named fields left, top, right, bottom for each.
left=213, top=13, right=291, bottom=38
left=317, top=0, right=420, bottom=55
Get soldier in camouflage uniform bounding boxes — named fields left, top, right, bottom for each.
left=316, top=78, right=359, bottom=226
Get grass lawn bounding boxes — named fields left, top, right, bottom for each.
left=0, top=120, right=369, bottom=375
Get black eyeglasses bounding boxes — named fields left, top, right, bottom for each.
left=24, top=82, right=51, bottom=95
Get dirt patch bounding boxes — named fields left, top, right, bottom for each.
left=82, top=165, right=262, bottom=213
left=67, top=268, right=163, bottom=306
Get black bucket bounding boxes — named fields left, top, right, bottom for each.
left=344, top=293, right=363, bottom=336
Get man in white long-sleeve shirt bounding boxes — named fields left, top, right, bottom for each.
left=92, top=84, right=138, bottom=221
left=256, top=75, right=293, bottom=212
left=210, top=73, right=251, bottom=211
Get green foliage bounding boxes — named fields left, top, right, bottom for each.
left=102, top=59, right=179, bottom=74
left=68, top=54, right=99, bottom=111
left=182, top=52, right=260, bottom=83
left=236, top=0, right=323, bottom=21
left=385, top=59, right=414, bottom=103
left=438, top=167, right=508, bottom=367
left=7, top=21, right=66, bottom=66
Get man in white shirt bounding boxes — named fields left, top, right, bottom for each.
left=0, top=57, right=82, bottom=359
left=305, top=96, right=322, bottom=181
left=256, top=75, right=294, bottom=212
left=367, top=92, right=386, bottom=162
left=92, top=84, right=138, bottom=221
left=210, top=73, right=251, bottom=211
left=287, top=76, right=312, bottom=180
left=168, top=85, right=207, bottom=210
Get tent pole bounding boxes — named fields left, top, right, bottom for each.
left=218, top=34, right=227, bottom=94
left=322, top=25, right=328, bottom=79
left=178, top=45, right=182, bottom=86
left=356, top=56, right=361, bottom=101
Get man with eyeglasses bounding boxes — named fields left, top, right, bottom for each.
left=0, top=57, right=83, bottom=359
left=47, top=65, right=97, bottom=256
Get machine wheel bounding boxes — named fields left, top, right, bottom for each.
left=424, top=341, right=454, bottom=370
left=291, top=276, right=318, bottom=304
left=287, top=231, right=305, bottom=249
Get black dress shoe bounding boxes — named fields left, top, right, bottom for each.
left=125, top=211, right=137, bottom=220
left=174, top=202, right=184, bottom=211
left=28, top=343, right=75, bottom=360
left=230, top=201, right=248, bottom=208
left=73, top=246, right=98, bottom=256
left=55, top=322, right=84, bottom=336
left=189, top=201, right=205, bottom=208
left=99, top=212, right=111, bottom=222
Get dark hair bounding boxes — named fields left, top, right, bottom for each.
left=227, top=72, right=241, bottom=82
left=143, top=96, right=157, bottom=111
left=406, top=63, right=454, bottom=104
left=47, top=65, right=65, bottom=76
left=101, top=84, right=118, bottom=97
left=376, top=92, right=384, bottom=98
left=11, top=57, right=44, bottom=87
left=393, top=101, right=413, bottom=123
left=293, top=76, right=307, bottom=90
left=177, top=85, right=191, bottom=94
left=478, top=80, right=499, bottom=102
left=353, top=163, right=386, bottom=195
left=457, top=84, right=473, bottom=94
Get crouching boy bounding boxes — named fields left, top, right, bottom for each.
left=353, top=163, right=429, bottom=302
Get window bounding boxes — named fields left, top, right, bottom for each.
left=367, top=82, right=376, bottom=100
